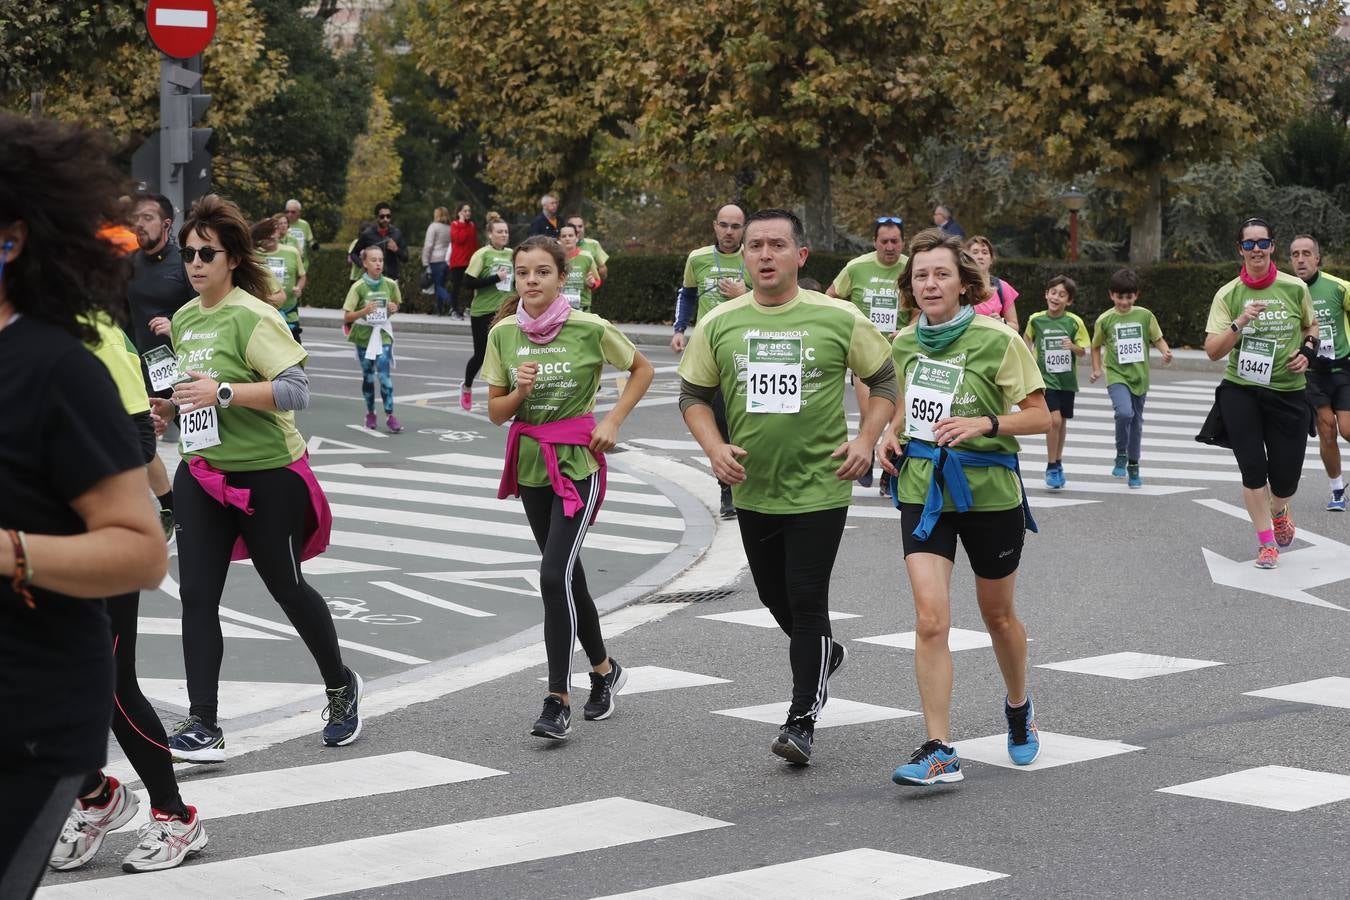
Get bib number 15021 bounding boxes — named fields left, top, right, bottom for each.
left=180, top=405, right=222, bottom=453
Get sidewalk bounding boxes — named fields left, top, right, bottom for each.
left=298, top=306, right=1226, bottom=372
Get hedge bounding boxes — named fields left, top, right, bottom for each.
left=301, top=248, right=1350, bottom=348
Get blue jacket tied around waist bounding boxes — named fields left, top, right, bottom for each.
left=893, top=440, right=1038, bottom=541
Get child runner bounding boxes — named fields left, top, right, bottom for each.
left=557, top=224, right=601, bottom=311
left=343, top=244, right=402, bottom=433
left=1090, top=268, right=1173, bottom=488
left=1024, top=275, right=1089, bottom=488
left=965, top=236, right=1020, bottom=333
left=460, top=217, right=515, bottom=410
left=484, top=236, right=654, bottom=740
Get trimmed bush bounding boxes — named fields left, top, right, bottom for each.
left=301, top=248, right=1349, bottom=348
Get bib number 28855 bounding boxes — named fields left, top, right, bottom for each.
left=180, top=405, right=222, bottom=453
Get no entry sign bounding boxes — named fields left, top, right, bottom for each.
left=146, top=0, right=217, bottom=59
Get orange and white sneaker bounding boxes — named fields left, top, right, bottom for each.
left=1255, top=544, right=1279, bottom=569
left=1272, top=507, right=1296, bottom=547
left=121, top=806, right=208, bottom=873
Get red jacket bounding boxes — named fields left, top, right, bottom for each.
left=449, top=220, right=479, bottom=268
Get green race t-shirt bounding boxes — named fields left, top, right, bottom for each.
left=580, top=237, right=609, bottom=266
left=678, top=289, right=893, bottom=515
left=259, top=243, right=305, bottom=324
left=563, top=250, right=599, bottom=311
left=1092, top=306, right=1163, bottom=396
left=85, top=313, right=151, bottom=416
left=466, top=245, right=515, bottom=317
left=1024, top=309, right=1089, bottom=392
left=1307, top=271, right=1350, bottom=363
left=171, top=286, right=308, bottom=471
left=683, top=245, right=749, bottom=325
left=343, top=277, right=402, bottom=348
left=829, top=250, right=909, bottom=334
left=283, top=218, right=314, bottom=265
left=1205, top=271, right=1316, bottom=392
left=892, top=315, right=1045, bottom=512
left=481, top=310, right=636, bottom=487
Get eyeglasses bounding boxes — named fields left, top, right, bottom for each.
left=181, top=246, right=224, bottom=264
left=715, top=222, right=744, bottom=229
left=876, top=216, right=904, bottom=226
left=1240, top=238, right=1273, bottom=251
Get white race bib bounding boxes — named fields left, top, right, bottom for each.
left=1237, top=335, right=1276, bottom=385
left=287, top=227, right=305, bottom=252
left=366, top=297, right=388, bottom=325
left=1042, top=335, right=1072, bottom=374
left=180, top=404, right=222, bottom=453
left=1115, top=322, right=1146, bottom=365
left=905, top=358, right=963, bottom=443
left=867, top=291, right=899, bottom=333
left=745, top=336, right=803, bottom=414
left=495, top=267, right=513, bottom=293
left=1319, top=324, right=1335, bottom=360
left=563, top=289, right=582, bottom=310
left=265, top=256, right=287, bottom=284
left=142, top=345, right=181, bottom=392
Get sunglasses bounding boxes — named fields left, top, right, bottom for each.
left=876, top=216, right=904, bottom=225
left=181, top=246, right=225, bottom=264
left=377, top=214, right=392, bottom=220
left=1240, top=238, right=1273, bottom=251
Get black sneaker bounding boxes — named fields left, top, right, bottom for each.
left=771, top=716, right=814, bottom=765
left=167, top=716, right=225, bottom=764
left=531, top=695, right=571, bottom=740
left=321, top=667, right=363, bottom=747
left=719, top=485, right=737, bottom=519
left=583, top=659, right=629, bottom=721
left=827, top=640, right=848, bottom=679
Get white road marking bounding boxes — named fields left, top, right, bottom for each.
left=713, top=698, right=919, bottom=728
left=313, top=463, right=674, bottom=507
left=411, top=451, right=645, bottom=484
left=1038, top=651, right=1223, bottom=680
left=957, top=731, right=1142, bottom=770
left=370, top=580, right=494, bottom=617
left=1158, top=766, right=1350, bottom=812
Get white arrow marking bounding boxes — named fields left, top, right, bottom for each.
left=410, top=569, right=542, bottom=597
left=307, top=434, right=388, bottom=455
left=155, top=8, right=209, bottom=28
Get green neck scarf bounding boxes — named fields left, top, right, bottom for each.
left=916, top=304, right=975, bottom=354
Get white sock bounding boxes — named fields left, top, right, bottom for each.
left=1331, top=476, right=1344, bottom=492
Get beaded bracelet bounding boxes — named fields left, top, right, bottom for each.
left=7, top=528, right=35, bottom=609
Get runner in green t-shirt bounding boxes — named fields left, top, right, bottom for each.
left=283, top=199, right=315, bottom=267
left=679, top=208, right=897, bottom=767
left=564, top=213, right=609, bottom=278
left=1090, top=268, right=1173, bottom=487
left=877, top=227, right=1050, bottom=788
left=459, top=217, right=515, bottom=411
left=827, top=215, right=910, bottom=491
left=1023, top=275, right=1089, bottom=488
left=1289, top=234, right=1350, bottom=511
left=254, top=215, right=306, bottom=341
left=1202, top=217, right=1319, bottom=569
left=483, top=235, right=654, bottom=740
left=343, top=244, right=403, bottom=433
left=558, top=224, right=601, bottom=311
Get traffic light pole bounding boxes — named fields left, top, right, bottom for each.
left=157, top=54, right=212, bottom=219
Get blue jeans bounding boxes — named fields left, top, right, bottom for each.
left=1107, top=382, right=1146, bottom=462
left=429, top=261, right=449, bottom=313
left=357, top=344, right=394, bottom=414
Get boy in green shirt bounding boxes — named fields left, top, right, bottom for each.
left=1090, top=268, right=1173, bottom=487
left=342, top=245, right=403, bottom=433
left=1024, top=275, right=1089, bottom=488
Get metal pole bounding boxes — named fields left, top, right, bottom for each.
left=1069, top=209, right=1080, bottom=263
left=158, top=57, right=183, bottom=221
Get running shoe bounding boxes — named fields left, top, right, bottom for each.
left=1255, top=544, right=1279, bottom=569
left=531, top=695, right=571, bottom=740
left=1054, top=464, right=1067, bottom=489
left=771, top=716, right=814, bottom=765
left=1272, top=507, right=1296, bottom=547
left=121, top=806, right=208, bottom=873
left=1111, top=453, right=1127, bottom=478
left=879, top=471, right=892, bottom=498
left=827, top=640, right=848, bottom=679
left=1127, top=463, right=1142, bottom=489
left=583, top=658, right=628, bottom=721
left=892, top=739, right=963, bottom=785
left=386, top=414, right=403, bottom=434
left=322, top=667, right=364, bottom=747
left=459, top=382, right=472, bottom=411
left=1328, top=488, right=1346, bottom=512
left=168, top=716, right=225, bottom=764
left=159, top=507, right=175, bottom=542
left=364, top=411, right=377, bottom=430
left=48, top=777, right=140, bottom=871
left=719, top=484, right=737, bottom=520
left=1005, top=696, right=1041, bottom=765
left=1044, top=466, right=1056, bottom=488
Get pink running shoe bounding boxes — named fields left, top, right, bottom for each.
left=460, top=383, right=472, bottom=410
left=386, top=414, right=403, bottom=434
left=1272, top=507, right=1295, bottom=547
left=364, top=412, right=377, bottom=429
left=1255, top=545, right=1279, bottom=569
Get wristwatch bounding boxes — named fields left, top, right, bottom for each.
left=216, top=382, right=234, bottom=409
left=1229, top=322, right=1240, bottom=333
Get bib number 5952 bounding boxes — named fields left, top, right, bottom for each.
left=909, top=395, right=946, bottom=424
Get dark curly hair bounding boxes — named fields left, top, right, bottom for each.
left=180, top=194, right=273, bottom=301
left=0, top=113, right=133, bottom=342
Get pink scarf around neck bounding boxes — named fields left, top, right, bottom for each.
left=517, top=294, right=572, bottom=344
left=1240, top=261, right=1278, bottom=290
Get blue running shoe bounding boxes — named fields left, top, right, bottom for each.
left=1044, top=466, right=1056, bottom=488
left=167, top=716, right=225, bottom=764
left=892, top=739, right=963, bottom=785
left=1327, top=488, right=1345, bottom=512
left=1111, top=453, right=1127, bottom=478
left=1127, top=463, right=1142, bottom=489
left=1005, top=696, right=1040, bottom=765
left=322, top=667, right=363, bottom=747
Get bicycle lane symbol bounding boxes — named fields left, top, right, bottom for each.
left=326, top=596, right=422, bottom=626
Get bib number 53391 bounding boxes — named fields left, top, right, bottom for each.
left=180, top=405, right=222, bottom=453
left=905, top=358, right=963, bottom=443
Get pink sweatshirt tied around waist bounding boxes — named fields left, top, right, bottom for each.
left=497, top=413, right=606, bottom=524
left=186, top=453, right=333, bottom=562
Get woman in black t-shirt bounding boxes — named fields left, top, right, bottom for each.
left=0, top=114, right=168, bottom=899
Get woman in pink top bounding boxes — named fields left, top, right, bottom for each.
left=965, top=235, right=1020, bottom=333
left=446, top=203, right=478, bottom=318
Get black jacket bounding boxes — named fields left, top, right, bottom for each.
left=351, top=224, right=411, bottom=280
left=528, top=213, right=560, bottom=238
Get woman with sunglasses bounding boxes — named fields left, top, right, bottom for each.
left=149, top=195, right=362, bottom=763
left=1203, top=217, right=1318, bottom=568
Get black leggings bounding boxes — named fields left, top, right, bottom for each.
left=448, top=266, right=468, bottom=314
left=1217, top=381, right=1310, bottom=497
left=76, top=593, right=184, bottom=814
left=519, top=476, right=607, bottom=694
left=736, top=506, right=849, bottom=722
left=464, top=312, right=494, bottom=388
left=174, top=464, right=346, bottom=725
left=0, top=771, right=81, bottom=899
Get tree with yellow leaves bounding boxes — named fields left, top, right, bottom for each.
left=340, top=88, right=405, bottom=238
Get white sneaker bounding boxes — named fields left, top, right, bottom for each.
left=121, top=806, right=208, bottom=873
left=48, top=777, right=140, bottom=871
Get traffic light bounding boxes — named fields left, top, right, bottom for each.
left=131, top=56, right=212, bottom=218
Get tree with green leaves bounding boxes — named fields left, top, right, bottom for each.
left=947, top=0, right=1339, bottom=263
left=341, top=88, right=405, bottom=237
